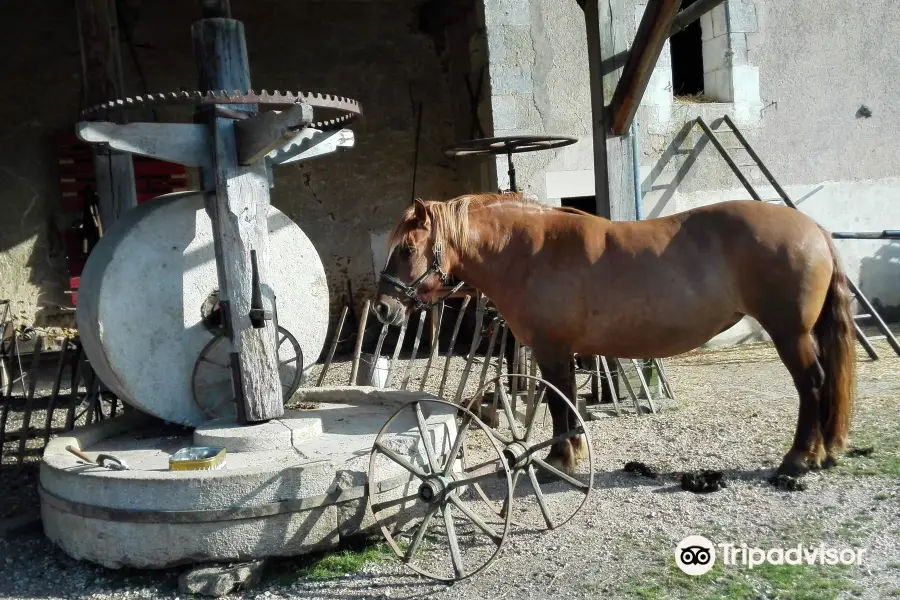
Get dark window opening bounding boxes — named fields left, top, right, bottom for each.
left=561, top=196, right=597, bottom=215
left=669, top=0, right=704, bottom=97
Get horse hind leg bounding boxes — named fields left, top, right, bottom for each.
left=773, top=332, right=827, bottom=476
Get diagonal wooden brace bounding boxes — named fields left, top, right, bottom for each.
left=76, top=121, right=212, bottom=169
left=267, top=128, right=355, bottom=165
left=234, top=103, right=314, bottom=165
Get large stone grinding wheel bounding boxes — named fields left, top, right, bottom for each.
left=76, top=191, right=329, bottom=426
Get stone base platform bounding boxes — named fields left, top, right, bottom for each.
left=39, top=387, right=456, bottom=569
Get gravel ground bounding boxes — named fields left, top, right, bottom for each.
left=2, top=336, right=899, bottom=599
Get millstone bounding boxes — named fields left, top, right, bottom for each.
left=76, top=191, right=329, bottom=426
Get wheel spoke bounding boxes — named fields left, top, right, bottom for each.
left=533, top=457, right=589, bottom=490
left=527, top=464, right=556, bottom=530
left=524, top=389, right=546, bottom=442
left=404, top=504, right=440, bottom=562
left=449, top=495, right=502, bottom=544
left=441, top=413, right=472, bottom=476
left=500, top=470, right=522, bottom=520
left=442, top=504, right=465, bottom=579
left=526, top=426, right=585, bottom=455
left=279, top=356, right=299, bottom=366
left=497, top=389, right=520, bottom=441
left=446, top=465, right=505, bottom=493
left=278, top=335, right=287, bottom=347
left=371, top=492, right=420, bottom=514
left=457, top=456, right=504, bottom=478
left=486, top=426, right=514, bottom=446
left=200, top=356, right=230, bottom=368
left=208, top=396, right=235, bottom=414
left=375, top=442, right=428, bottom=480
left=414, top=402, right=440, bottom=473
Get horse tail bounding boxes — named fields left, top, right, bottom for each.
left=813, top=226, right=856, bottom=452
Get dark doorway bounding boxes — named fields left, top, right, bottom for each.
left=669, top=0, right=704, bottom=97
left=561, top=195, right=597, bottom=215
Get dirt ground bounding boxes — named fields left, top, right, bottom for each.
left=1, top=336, right=899, bottom=600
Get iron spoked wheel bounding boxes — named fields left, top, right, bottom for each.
left=367, top=398, right=513, bottom=582
left=463, top=374, right=595, bottom=533
left=443, top=135, right=578, bottom=158
left=190, top=325, right=304, bottom=419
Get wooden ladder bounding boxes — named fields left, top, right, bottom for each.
left=696, top=115, right=900, bottom=359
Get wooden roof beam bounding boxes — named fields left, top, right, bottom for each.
left=608, top=0, right=683, bottom=136
left=668, top=0, right=727, bottom=37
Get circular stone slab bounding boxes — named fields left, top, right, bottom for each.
left=76, top=191, right=329, bottom=426
left=39, top=387, right=457, bottom=570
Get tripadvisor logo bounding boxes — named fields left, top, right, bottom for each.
left=675, top=535, right=867, bottom=576
left=676, top=535, right=716, bottom=576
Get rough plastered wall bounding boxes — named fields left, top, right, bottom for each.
left=481, top=0, right=900, bottom=345
left=0, top=0, right=472, bottom=344
left=241, top=0, right=468, bottom=333
left=0, top=3, right=82, bottom=328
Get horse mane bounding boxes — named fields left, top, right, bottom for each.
left=387, top=192, right=591, bottom=255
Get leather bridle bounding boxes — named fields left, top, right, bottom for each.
left=378, top=241, right=464, bottom=310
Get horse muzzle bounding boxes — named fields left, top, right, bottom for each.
left=372, top=296, right=407, bottom=326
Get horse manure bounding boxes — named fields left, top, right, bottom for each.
left=847, top=446, right=875, bottom=458
left=623, top=461, right=658, bottom=479
left=769, top=474, right=807, bottom=492
left=680, top=470, right=727, bottom=493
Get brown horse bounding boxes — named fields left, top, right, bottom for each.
left=373, top=192, right=856, bottom=477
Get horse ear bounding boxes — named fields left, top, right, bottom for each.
left=413, top=199, right=431, bottom=229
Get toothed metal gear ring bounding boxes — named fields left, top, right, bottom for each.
left=80, top=89, right=362, bottom=131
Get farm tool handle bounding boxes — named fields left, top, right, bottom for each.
left=248, top=249, right=273, bottom=329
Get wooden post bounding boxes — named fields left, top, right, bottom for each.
left=76, top=0, right=138, bottom=226
left=583, top=0, right=639, bottom=398
left=583, top=0, right=636, bottom=222
left=192, top=15, right=283, bottom=423
left=609, top=0, right=683, bottom=135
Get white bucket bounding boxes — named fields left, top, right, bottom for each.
left=356, top=353, right=390, bottom=388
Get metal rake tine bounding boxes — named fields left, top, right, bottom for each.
left=438, top=295, right=471, bottom=397
left=316, top=305, right=347, bottom=387
left=400, top=310, right=426, bottom=391
left=384, top=315, right=409, bottom=388
left=418, top=303, right=444, bottom=392
left=615, top=358, right=643, bottom=416
left=454, top=295, right=488, bottom=404
left=366, top=323, right=389, bottom=386
left=348, top=299, right=370, bottom=386
left=631, top=359, right=657, bottom=414
left=597, top=355, right=621, bottom=416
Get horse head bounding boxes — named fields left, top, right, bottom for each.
left=373, top=199, right=458, bottom=326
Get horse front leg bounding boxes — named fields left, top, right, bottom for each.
left=533, top=351, right=580, bottom=474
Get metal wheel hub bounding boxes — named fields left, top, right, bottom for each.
left=502, top=441, right=532, bottom=471
left=418, top=476, right=451, bottom=504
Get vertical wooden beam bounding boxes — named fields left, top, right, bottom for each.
left=192, top=16, right=283, bottom=423
left=583, top=0, right=636, bottom=222
left=609, top=0, right=683, bottom=135
left=76, top=0, right=137, bottom=226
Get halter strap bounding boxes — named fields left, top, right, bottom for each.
left=378, top=240, right=464, bottom=310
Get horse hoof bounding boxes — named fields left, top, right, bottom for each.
left=822, top=454, right=838, bottom=469
left=776, top=458, right=809, bottom=478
